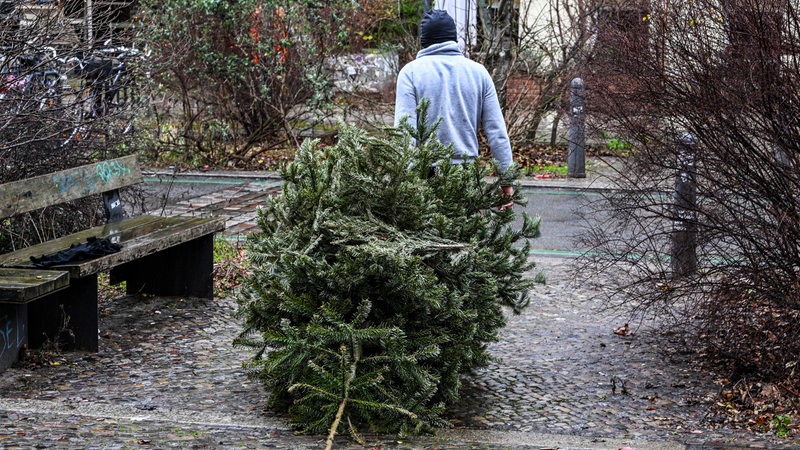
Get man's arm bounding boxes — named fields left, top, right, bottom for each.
left=500, top=185, right=514, bottom=211
left=394, top=69, right=418, bottom=129
left=481, top=85, right=513, bottom=173
left=480, top=74, right=515, bottom=209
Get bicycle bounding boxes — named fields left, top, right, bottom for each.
left=67, top=44, right=141, bottom=117
left=95, top=45, right=141, bottom=111
left=0, top=46, right=66, bottom=113
left=60, top=45, right=143, bottom=147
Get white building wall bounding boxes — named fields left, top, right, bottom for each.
left=434, top=0, right=478, bottom=50
left=518, top=0, right=576, bottom=69
left=520, top=0, right=556, bottom=37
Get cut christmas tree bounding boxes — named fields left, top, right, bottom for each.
left=234, top=102, right=541, bottom=446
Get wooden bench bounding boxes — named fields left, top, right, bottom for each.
left=0, top=154, right=225, bottom=369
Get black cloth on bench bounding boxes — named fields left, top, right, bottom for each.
left=30, top=237, right=123, bottom=268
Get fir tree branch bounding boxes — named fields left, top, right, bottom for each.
left=288, top=382, right=339, bottom=401
left=237, top=105, right=539, bottom=440
left=411, top=243, right=470, bottom=254
left=347, top=397, right=419, bottom=420
left=325, top=395, right=348, bottom=450
left=326, top=343, right=359, bottom=450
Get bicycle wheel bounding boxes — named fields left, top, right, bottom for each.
left=108, top=71, right=135, bottom=110
left=77, top=82, right=105, bottom=119
left=38, top=71, right=63, bottom=111
left=60, top=85, right=95, bottom=148
left=106, top=71, right=138, bottom=135
left=38, top=86, right=61, bottom=111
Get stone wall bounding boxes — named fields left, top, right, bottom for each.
left=328, top=50, right=399, bottom=94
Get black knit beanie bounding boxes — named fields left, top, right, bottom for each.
left=419, top=9, right=457, bottom=48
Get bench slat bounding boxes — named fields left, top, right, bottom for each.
left=0, top=154, right=143, bottom=218
left=0, top=268, right=70, bottom=304
left=0, top=215, right=163, bottom=267
left=65, top=216, right=226, bottom=278
left=0, top=215, right=225, bottom=278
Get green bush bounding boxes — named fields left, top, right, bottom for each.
left=138, top=0, right=356, bottom=164
left=347, top=0, right=423, bottom=53
left=234, top=104, right=540, bottom=441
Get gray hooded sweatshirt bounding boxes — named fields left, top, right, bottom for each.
left=394, top=41, right=513, bottom=172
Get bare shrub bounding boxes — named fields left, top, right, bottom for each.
left=581, top=0, right=800, bottom=387
left=0, top=2, right=144, bottom=250
left=345, top=0, right=421, bottom=55
left=138, top=0, right=358, bottom=168
left=505, top=0, right=598, bottom=147
left=324, top=0, right=422, bottom=133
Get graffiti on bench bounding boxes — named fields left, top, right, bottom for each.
left=0, top=309, right=25, bottom=361
left=52, top=159, right=134, bottom=197
left=0, top=155, right=141, bottom=218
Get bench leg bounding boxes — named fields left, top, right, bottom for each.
left=111, top=235, right=215, bottom=299
left=27, top=275, right=99, bottom=352
left=0, top=303, right=28, bottom=370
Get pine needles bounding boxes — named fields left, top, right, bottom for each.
left=234, top=101, right=540, bottom=443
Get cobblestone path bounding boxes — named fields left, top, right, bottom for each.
left=0, top=257, right=785, bottom=449
left=0, top=173, right=791, bottom=448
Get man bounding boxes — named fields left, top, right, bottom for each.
left=394, top=9, right=514, bottom=206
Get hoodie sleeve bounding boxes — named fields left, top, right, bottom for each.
left=394, top=67, right=418, bottom=130
left=481, top=76, right=513, bottom=173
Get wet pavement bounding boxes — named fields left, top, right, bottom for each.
left=0, top=162, right=797, bottom=449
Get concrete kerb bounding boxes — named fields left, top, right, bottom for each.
left=428, top=428, right=689, bottom=450
left=142, top=156, right=622, bottom=194
left=0, top=397, right=689, bottom=450
left=0, top=397, right=287, bottom=431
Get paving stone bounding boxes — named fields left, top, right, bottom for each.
left=0, top=176, right=792, bottom=449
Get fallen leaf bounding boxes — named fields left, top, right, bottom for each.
left=614, top=323, right=633, bottom=336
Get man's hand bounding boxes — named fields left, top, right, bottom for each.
left=499, top=185, right=514, bottom=211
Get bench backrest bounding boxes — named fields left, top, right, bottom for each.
left=0, top=154, right=143, bottom=220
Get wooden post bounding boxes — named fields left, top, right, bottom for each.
left=671, top=133, right=697, bottom=277
left=27, top=275, right=99, bottom=351
left=567, top=77, right=586, bottom=178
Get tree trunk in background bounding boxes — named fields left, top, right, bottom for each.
left=477, top=0, right=516, bottom=109
left=496, top=0, right=515, bottom=109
